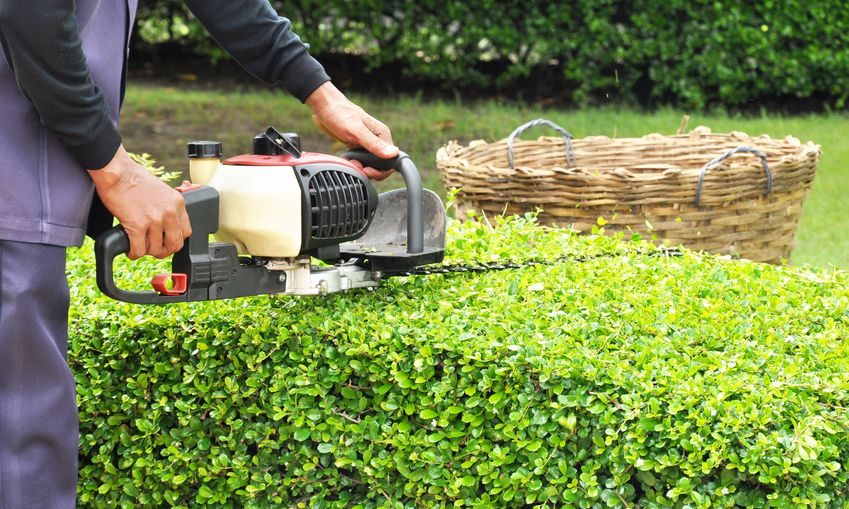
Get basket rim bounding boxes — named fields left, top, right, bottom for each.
left=436, top=127, right=821, bottom=177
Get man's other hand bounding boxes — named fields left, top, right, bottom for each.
left=88, top=146, right=192, bottom=260
left=306, top=82, right=399, bottom=181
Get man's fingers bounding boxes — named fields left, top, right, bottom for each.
left=179, top=208, right=193, bottom=240
left=126, top=218, right=186, bottom=261
left=346, top=150, right=395, bottom=180
left=357, top=117, right=398, bottom=159
left=125, top=227, right=146, bottom=261
left=362, top=167, right=394, bottom=181
left=146, top=223, right=167, bottom=259
left=151, top=202, right=189, bottom=258
left=313, top=110, right=399, bottom=159
left=162, top=205, right=189, bottom=257
left=352, top=117, right=398, bottom=180
left=363, top=116, right=395, bottom=146
left=162, top=227, right=184, bottom=257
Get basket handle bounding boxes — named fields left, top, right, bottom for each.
left=695, top=146, right=773, bottom=207
left=507, top=118, right=576, bottom=169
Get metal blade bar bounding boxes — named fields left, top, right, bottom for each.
left=380, top=247, right=684, bottom=279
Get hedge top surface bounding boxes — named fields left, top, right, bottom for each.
left=69, top=214, right=849, bottom=508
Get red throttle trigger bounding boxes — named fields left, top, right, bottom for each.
left=151, top=273, right=188, bottom=296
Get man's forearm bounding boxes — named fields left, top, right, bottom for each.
left=0, top=0, right=121, bottom=170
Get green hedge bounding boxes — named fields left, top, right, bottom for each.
left=70, top=213, right=849, bottom=507
left=134, top=0, right=849, bottom=108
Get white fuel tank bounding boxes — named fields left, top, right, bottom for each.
left=186, top=135, right=376, bottom=260
left=205, top=164, right=303, bottom=257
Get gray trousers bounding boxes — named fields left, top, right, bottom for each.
left=0, top=240, right=77, bottom=509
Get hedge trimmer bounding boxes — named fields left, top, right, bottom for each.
left=95, top=127, right=679, bottom=304
left=95, top=128, right=447, bottom=304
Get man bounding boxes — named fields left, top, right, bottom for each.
left=0, top=1, right=397, bottom=507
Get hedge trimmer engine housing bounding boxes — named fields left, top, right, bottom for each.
left=95, top=128, right=446, bottom=304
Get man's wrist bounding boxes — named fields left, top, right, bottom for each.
left=87, top=145, right=132, bottom=191
left=305, top=82, right=346, bottom=113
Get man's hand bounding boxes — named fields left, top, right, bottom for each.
left=306, top=82, right=399, bottom=181
left=88, top=146, right=192, bottom=260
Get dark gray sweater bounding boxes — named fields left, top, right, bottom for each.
left=0, top=0, right=330, bottom=170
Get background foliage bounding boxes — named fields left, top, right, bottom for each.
left=71, top=213, right=849, bottom=507
left=134, top=0, right=849, bottom=109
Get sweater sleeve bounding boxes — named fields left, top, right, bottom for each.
left=183, top=0, right=330, bottom=102
left=0, top=0, right=122, bottom=170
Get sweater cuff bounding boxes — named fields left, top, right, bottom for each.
left=70, top=115, right=123, bottom=170
left=280, top=52, right=331, bottom=103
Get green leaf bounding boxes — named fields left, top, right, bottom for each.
left=197, top=485, right=213, bottom=500
left=507, top=280, right=519, bottom=296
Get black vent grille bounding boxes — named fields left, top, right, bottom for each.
left=308, top=170, right=371, bottom=239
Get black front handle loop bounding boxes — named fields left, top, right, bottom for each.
left=343, top=148, right=424, bottom=254
left=695, top=146, right=773, bottom=207
left=507, top=118, right=576, bottom=169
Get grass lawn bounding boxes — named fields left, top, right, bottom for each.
left=121, top=84, right=849, bottom=269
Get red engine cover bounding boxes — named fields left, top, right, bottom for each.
left=222, top=152, right=359, bottom=170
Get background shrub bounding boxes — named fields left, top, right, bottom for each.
left=133, top=0, right=849, bottom=109
left=70, top=214, right=849, bottom=507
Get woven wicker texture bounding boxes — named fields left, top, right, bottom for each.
left=437, top=125, right=821, bottom=263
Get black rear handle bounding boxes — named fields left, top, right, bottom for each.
left=95, top=225, right=189, bottom=304
left=94, top=186, right=220, bottom=304
left=95, top=185, right=292, bottom=305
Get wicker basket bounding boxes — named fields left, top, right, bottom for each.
left=437, top=119, right=821, bottom=264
